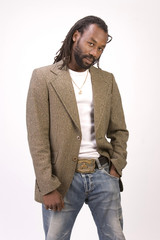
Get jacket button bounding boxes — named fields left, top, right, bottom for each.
left=77, top=136, right=81, bottom=140
left=73, top=157, right=77, bottom=162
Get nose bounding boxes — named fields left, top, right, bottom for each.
left=89, top=47, right=100, bottom=59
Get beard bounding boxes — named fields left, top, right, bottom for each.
left=73, top=43, right=99, bottom=70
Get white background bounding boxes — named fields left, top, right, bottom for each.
left=1, top=0, right=160, bottom=239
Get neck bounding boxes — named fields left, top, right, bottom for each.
left=68, top=63, right=87, bottom=72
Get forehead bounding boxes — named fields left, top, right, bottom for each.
left=80, top=24, right=108, bottom=45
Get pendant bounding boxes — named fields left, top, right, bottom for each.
left=79, top=90, right=82, bottom=94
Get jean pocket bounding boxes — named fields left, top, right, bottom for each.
left=101, top=168, right=119, bottom=181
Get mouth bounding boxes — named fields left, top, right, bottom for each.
left=84, top=57, right=94, bottom=65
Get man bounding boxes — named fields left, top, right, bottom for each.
left=26, top=16, right=129, bottom=240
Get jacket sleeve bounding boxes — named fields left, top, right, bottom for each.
left=26, top=69, right=61, bottom=195
left=107, top=74, right=129, bottom=176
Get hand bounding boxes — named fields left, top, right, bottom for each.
left=43, top=190, right=64, bottom=212
left=109, top=164, right=120, bottom=178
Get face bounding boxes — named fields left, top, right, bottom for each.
left=69, top=24, right=108, bottom=72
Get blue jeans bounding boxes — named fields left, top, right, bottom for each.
left=42, top=167, right=125, bottom=240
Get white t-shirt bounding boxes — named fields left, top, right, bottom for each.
left=69, top=69, right=100, bottom=159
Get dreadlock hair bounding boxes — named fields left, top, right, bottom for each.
left=54, top=15, right=112, bottom=68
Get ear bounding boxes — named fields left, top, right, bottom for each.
left=72, top=30, right=81, bottom=42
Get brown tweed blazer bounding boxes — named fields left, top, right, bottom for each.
left=26, top=61, right=129, bottom=203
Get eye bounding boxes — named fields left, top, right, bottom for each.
left=88, top=42, right=94, bottom=47
left=98, top=47, right=104, bottom=52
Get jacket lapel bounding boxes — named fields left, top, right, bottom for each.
left=90, top=66, right=111, bottom=133
left=49, top=62, right=111, bottom=133
left=50, top=63, right=81, bottom=130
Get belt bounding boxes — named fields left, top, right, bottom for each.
left=76, top=156, right=109, bottom=174
left=97, top=155, right=109, bottom=167
left=75, top=156, right=124, bottom=192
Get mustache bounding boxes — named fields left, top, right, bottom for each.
left=83, top=55, right=95, bottom=61
left=82, top=54, right=98, bottom=65
left=74, top=46, right=97, bottom=62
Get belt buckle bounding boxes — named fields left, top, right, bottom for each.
left=76, top=159, right=95, bottom=173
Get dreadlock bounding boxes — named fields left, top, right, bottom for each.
left=54, top=15, right=112, bottom=68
